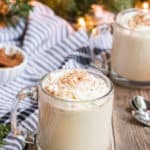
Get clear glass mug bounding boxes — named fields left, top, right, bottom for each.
left=11, top=69, right=114, bottom=150
left=110, top=8, right=150, bottom=88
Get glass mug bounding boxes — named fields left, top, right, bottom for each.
left=11, top=69, right=114, bottom=150
left=110, top=8, right=150, bottom=88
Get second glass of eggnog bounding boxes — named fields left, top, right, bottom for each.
left=111, top=8, right=150, bottom=88
left=37, top=69, right=113, bottom=150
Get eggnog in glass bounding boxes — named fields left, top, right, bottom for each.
left=37, top=69, right=113, bottom=150
left=111, top=8, right=150, bottom=88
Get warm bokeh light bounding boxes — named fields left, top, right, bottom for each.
left=142, top=2, right=149, bottom=9
left=77, top=17, right=86, bottom=29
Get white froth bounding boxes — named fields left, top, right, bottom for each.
left=117, top=10, right=150, bottom=31
left=42, top=69, right=109, bottom=101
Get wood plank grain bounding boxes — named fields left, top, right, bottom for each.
left=25, top=144, right=36, bottom=150
left=113, top=85, right=150, bottom=150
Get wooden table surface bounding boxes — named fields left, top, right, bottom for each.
left=26, top=85, right=150, bottom=150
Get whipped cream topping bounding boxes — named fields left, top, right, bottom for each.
left=42, top=69, right=109, bottom=101
left=117, top=10, right=150, bottom=31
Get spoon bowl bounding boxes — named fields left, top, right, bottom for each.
left=132, top=110, right=150, bottom=126
left=131, top=96, right=150, bottom=126
left=131, top=96, right=147, bottom=111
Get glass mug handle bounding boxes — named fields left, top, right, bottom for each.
left=11, top=86, right=38, bottom=144
left=90, top=24, right=112, bottom=75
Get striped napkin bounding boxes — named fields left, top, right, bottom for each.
left=0, top=2, right=112, bottom=150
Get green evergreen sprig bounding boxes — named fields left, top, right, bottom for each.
left=40, top=0, right=136, bottom=20
left=0, top=124, right=11, bottom=147
left=40, top=0, right=99, bottom=21
left=0, top=0, right=33, bottom=27
left=102, top=0, right=136, bottom=13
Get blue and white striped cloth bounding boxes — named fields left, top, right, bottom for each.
left=0, top=2, right=112, bottom=150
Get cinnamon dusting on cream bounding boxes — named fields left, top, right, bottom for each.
left=128, top=12, right=150, bottom=29
left=43, top=69, right=109, bottom=101
left=59, top=70, right=88, bottom=87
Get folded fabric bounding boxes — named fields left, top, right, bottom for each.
left=22, top=2, right=73, bottom=56
left=0, top=20, right=25, bottom=45
left=0, top=1, right=53, bottom=44
left=0, top=1, right=72, bottom=54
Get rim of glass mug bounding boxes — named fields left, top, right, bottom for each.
left=115, top=8, right=150, bottom=32
left=39, top=69, right=114, bottom=104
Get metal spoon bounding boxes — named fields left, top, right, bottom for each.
left=132, top=110, right=150, bottom=126
left=131, top=96, right=150, bottom=126
left=131, top=96, right=147, bottom=111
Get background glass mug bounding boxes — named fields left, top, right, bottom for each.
left=11, top=69, right=114, bottom=150
left=110, top=8, right=150, bottom=88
